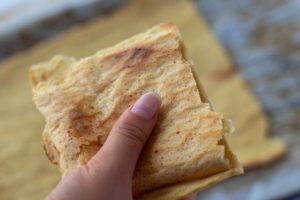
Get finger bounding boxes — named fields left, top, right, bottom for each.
left=90, top=92, right=161, bottom=176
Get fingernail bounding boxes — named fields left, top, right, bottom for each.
left=131, top=92, right=161, bottom=120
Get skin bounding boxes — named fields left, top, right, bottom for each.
left=46, top=93, right=196, bottom=200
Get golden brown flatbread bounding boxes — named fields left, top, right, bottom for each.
left=29, top=23, right=243, bottom=199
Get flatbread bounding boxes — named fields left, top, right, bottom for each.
left=30, top=23, right=243, bottom=199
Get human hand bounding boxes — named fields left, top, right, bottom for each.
left=46, top=92, right=196, bottom=200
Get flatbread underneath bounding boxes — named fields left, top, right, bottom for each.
left=30, top=23, right=242, bottom=199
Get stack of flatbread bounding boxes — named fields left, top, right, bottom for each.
left=29, top=23, right=243, bottom=200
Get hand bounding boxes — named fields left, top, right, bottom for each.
left=46, top=92, right=196, bottom=200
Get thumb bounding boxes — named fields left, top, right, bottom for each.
left=90, top=92, right=161, bottom=177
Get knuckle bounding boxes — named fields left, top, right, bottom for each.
left=116, top=122, right=146, bottom=145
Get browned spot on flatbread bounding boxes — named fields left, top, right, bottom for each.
left=67, top=109, right=100, bottom=138
left=130, top=48, right=153, bottom=61
left=102, top=47, right=153, bottom=67
left=65, top=97, right=101, bottom=138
